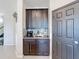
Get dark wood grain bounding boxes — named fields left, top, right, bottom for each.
left=26, top=9, right=48, bottom=29
left=23, top=39, right=49, bottom=56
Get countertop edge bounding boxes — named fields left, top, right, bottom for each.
left=23, top=37, right=49, bottom=39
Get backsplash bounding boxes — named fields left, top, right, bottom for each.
left=23, top=28, right=48, bottom=37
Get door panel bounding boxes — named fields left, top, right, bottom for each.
left=57, top=20, right=62, bottom=37
left=66, top=44, right=73, bottom=59
left=23, top=39, right=30, bottom=55
left=61, top=43, right=73, bottom=59
left=57, top=40, right=61, bottom=59
left=52, top=37, right=57, bottom=59
left=61, top=43, right=66, bottom=59
left=66, top=19, right=74, bottom=38
left=74, top=41, right=79, bottom=59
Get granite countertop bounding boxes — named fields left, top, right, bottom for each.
left=23, top=36, right=49, bottom=39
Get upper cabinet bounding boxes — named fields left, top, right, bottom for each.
left=26, top=9, right=48, bottom=29
left=26, top=10, right=32, bottom=29
left=32, top=10, right=37, bottom=29
left=42, top=10, right=48, bottom=29
left=32, top=10, right=42, bottom=29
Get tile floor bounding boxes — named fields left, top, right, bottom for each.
left=0, top=46, right=49, bottom=59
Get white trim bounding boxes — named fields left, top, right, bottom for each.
left=24, top=7, right=49, bottom=9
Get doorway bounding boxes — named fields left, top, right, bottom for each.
left=0, top=16, right=4, bottom=45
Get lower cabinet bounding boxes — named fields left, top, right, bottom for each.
left=23, top=39, right=37, bottom=55
left=36, top=39, right=49, bottom=56
left=23, top=39, right=49, bottom=56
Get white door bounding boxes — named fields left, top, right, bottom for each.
left=52, top=2, right=79, bottom=59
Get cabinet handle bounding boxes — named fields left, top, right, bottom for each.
left=30, top=43, right=31, bottom=52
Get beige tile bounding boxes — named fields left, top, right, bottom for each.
left=0, top=46, right=49, bottom=59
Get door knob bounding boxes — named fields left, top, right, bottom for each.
left=74, top=41, right=79, bottom=44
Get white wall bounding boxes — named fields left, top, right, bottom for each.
left=0, top=0, right=17, bottom=45
left=52, top=0, right=76, bottom=10
left=24, top=0, right=49, bottom=9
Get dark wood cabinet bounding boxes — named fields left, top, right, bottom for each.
left=23, top=39, right=49, bottom=56
left=36, top=39, right=49, bottom=56
left=26, top=9, right=48, bottom=29
left=29, top=40, right=37, bottom=55
left=23, top=39, right=37, bottom=55
left=26, top=10, right=32, bottom=29
left=23, top=39, right=30, bottom=55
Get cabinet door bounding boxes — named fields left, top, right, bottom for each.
left=32, top=10, right=43, bottom=29
left=26, top=10, right=29, bottom=29
left=42, top=10, right=48, bottom=29
left=30, top=40, right=37, bottom=55
left=26, top=9, right=48, bottom=29
left=26, top=10, right=32, bottom=29
left=23, top=39, right=37, bottom=55
left=32, top=10, right=37, bottom=29
left=36, top=39, right=49, bottom=56
left=36, top=10, right=42, bottom=28
left=23, top=39, right=30, bottom=55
